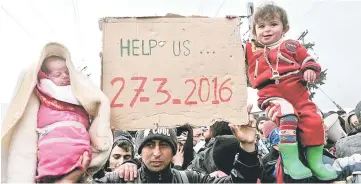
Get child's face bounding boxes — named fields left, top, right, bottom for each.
left=255, top=15, right=286, bottom=45
left=45, top=59, right=70, bottom=86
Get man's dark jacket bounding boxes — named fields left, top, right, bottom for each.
left=187, top=135, right=244, bottom=175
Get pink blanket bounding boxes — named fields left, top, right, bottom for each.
left=35, top=71, right=91, bottom=181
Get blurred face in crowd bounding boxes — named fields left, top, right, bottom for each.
left=202, top=128, right=212, bottom=141
left=108, top=146, right=132, bottom=171
left=141, top=140, right=173, bottom=172
left=350, top=115, right=360, bottom=127
left=193, top=128, right=205, bottom=145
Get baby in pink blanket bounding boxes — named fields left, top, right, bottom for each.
left=35, top=55, right=91, bottom=182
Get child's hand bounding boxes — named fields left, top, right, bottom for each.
left=303, top=69, right=316, bottom=83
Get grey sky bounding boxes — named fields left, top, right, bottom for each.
left=0, top=0, right=360, bottom=115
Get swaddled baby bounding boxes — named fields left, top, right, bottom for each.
left=35, top=55, right=91, bottom=182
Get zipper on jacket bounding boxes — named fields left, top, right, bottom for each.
left=254, top=58, right=259, bottom=79
left=158, top=172, right=162, bottom=181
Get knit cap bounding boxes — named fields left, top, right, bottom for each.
left=262, top=120, right=278, bottom=138
left=135, top=128, right=177, bottom=155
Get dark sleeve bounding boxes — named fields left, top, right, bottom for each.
left=173, top=165, right=183, bottom=170
left=259, top=160, right=276, bottom=183
left=184, top=145, right=262, bottom=183
left=92, top=160, right=141, bottom=183
left=92, top=171, right=123, bottom=183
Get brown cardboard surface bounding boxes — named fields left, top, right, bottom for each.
left=101, top=16, right=248, bottom=130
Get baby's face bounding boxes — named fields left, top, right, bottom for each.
left=45, top=59, right=70, bottom=86
left=255, top=15, right=286, bottom=45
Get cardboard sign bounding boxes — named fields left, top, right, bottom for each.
left=100, top=16, right=248, bottom=130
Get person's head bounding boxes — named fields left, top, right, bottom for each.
left=109, top=140, right=133, bottom=171
left=42, top=55, right=69, bottom=86
left=201, top=127, right=212, bottom=142
left=256, top=116, right=270, bottom=136
left=252, top=3, right=289, bottom=45
left=192, top=127, right=205, bottom=145
left=212, top=135, right=241, bottom=175
left=176, top=124, right=194, bottom=169
left=135, top=128, right=177, bottom=172
left=345, top=111, right=359, bottom=133
left=355, top=101, right=361, bottom=123
left=350, top=114, right=360, bottom=128
left=346, top=101, right=361, bottom=135
left=262, top=120, right=278, bottom=139
left=203, top=120, right=233, bottom=141
left=176, top=124, right=193, bottom=145
left=108, top=130, right=134, bottom=171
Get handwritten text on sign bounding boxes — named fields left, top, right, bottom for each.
left=101, top=17, right=248, bottom=130
left=119, top=39, right=191, bottom=57
left=110, top=76, right=233, bottom=108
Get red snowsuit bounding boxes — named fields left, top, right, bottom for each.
left=246, top=39, right=324, bottom=146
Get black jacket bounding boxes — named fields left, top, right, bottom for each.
left=93, top=146, right=261, bottom=183
left=197, top=138, right=215, bottom=153
left=187, top=135, right=241, bottom=175
left=259, top=146, right=279, bottom=183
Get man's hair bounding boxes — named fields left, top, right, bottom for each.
left=176, top=123, right=194, bottom=169
left=256, top=116, right=270, bottom=133
left=252, top=3, right=289, bottom=36
left=114, top=139, right=133, bottom=154
left=210, top=120, right=233, bottom=137
left=41, top=55, right=66, bottom=73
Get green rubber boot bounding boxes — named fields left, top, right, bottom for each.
left=279, top=143, right=313, bottom=180
left=306, top=145, right=338, bottom=181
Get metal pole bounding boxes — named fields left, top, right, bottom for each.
left=246, top=2, right=254, bottom=33
left=317, top=87, right=345, bottom=112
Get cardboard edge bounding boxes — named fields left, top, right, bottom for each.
left=98, top=13, right=211, bottom=30
left=165, top=13, right=209, bottom=18
left=99, top=52, right=103, bottom=90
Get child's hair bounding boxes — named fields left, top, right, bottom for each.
left=41, top=55, right=65, bottom=73
left=252, top=3, right=289, bottom=36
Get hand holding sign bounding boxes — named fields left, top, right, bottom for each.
left=228, top=104, right=257, bottom=153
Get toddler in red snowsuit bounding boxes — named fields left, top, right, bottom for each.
left=245, top=4, right=337, bottom=181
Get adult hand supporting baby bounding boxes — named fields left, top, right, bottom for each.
left=55, top=151, right=91, bottom=183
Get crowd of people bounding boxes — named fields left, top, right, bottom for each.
left=55, top=100, right=361, bottom=183
left=256, top=103, right=361, bottom=183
